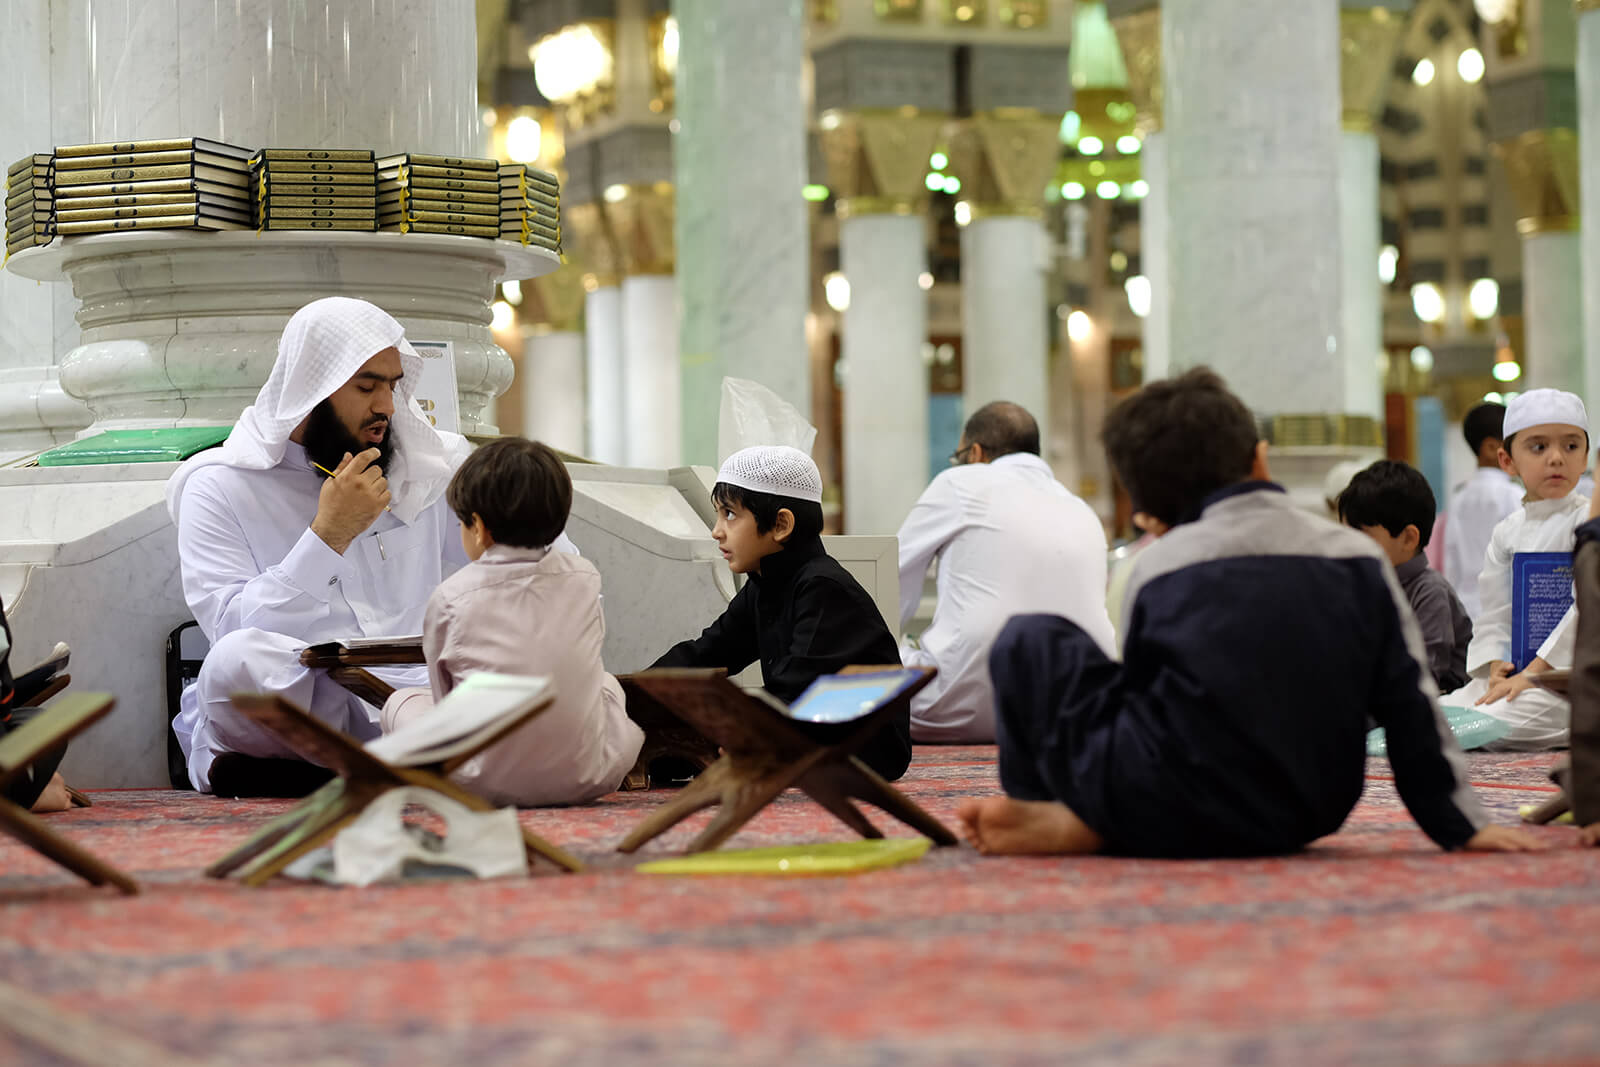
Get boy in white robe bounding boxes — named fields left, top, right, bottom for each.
left=381, top=439, right=643, bottom=806
left=1444, top=402, right=1524, bottom=618
left=1453, top=389, right=1590, bottom=749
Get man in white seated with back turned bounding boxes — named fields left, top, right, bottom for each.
left=897, top=401, right=1116, bottom=742
left=167, top=296, right=572, bottom=796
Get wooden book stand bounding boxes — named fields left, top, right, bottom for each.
left=0, top=693, right=138, bottom=894
left=615, top=667, right=958, bottom=855
left=299, top=641, right=425, bottom=708
left=618, top=674, right=723, bottom=790
left=301, top=644, right=723, bottom=794
left=206, top=688, right=583, bottom=886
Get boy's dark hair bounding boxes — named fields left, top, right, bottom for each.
left=447, top=437, right=571, bottom=549
left=711, top=482, right=825, bottom=543
left=1462, top=401, right=1505, bottom=455
left=1101, top=367, right=1259, bottom=527
left=963, top=401, right=1040, bottom=458
left=1336, top=460, right=1437, bottom=549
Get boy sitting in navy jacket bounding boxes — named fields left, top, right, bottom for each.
left=958, top=368, right=1541, bottom=857
left=1337, top=460, right=1472, bottom=694
left=653, top=446, right=910, bottom=780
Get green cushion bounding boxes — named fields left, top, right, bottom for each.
left=36, top=427, right=232, bottom=466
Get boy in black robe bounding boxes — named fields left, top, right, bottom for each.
left=653, top=445, right=910, bottom=780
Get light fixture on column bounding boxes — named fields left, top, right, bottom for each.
left=1492, top=358, right=1522, bottom=382
left=1412, top=57, right=1435, bottom=86
left=1078, top=135, right=1104, bottom=156
left=918, top=272, right=934, bottom=291
left=1409, top=345, right=1434, bottom=372
left=502, top=279, right=523, bottom=306
left=530, top=22, right=616, bottom=124
left=1468, top=277, right=1499, bottom=320
left=1116, top=134, right=1140, bottom=154
left=1124, top=275, right=1152, bottom=318
left=824, top=271, right=851, bottom=312
left=491, top=300, right=516, bottom=332
left=1457, top=48, right=1485, bottom=84
left=1066, top=309, right=1093, bottom=342
left=1378, top=244, right=1398, bottom=285
left=1473, top=0, right=1518, bottom=24
left=505, top=115, right=543, bottom=163
left=1410, top=281, right=1445, bottom=323
left=1095, top=180, right=1120, bottom=198
left=954, top=201, right=973, bottom=226
left=1061, top=181, right=1086, bottom=200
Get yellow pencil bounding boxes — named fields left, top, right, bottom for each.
left=312, top=460, right=391, bottom=511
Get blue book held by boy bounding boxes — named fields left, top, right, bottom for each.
left=1511, top=551, right=1574, bottom=672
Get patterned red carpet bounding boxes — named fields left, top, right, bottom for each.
left=2, top=747, right=1598, bottom=1066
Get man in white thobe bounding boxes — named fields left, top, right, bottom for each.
left=168, top=297, right=492, bottom=793
left=897, top=402, right=1115, bottom=743
left=1444, top=402, right=1524, bottom=619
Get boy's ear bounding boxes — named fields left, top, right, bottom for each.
left=1401, top=523, right=1422, bottom=552
left=1250, top=440, right=1271, bottom=482
left=1497, top=446, right=1518, bottom=478
left=771, top=507, right=796, bottom=544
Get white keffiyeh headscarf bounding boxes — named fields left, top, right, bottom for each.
left=167, top=297, right=469, bottom=525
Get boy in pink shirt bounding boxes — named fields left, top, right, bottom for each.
left=382, top=438, right=642, bottom=806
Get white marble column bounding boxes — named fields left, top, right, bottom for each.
left=1578, top=2, right=1600, bottom=398
left=521, top=328, right=586, bottom=454
left=840, top=213, right=928, bottom=535
left=674, top=0, right=809, bottom=466
left=1523, top=231, right=1585, bottom=392
left=585, top=285, right=627, bottom=463
left=1340, top=130, right=1384, bottom=420
left=622, top=275, right=681, bottom=468
left=961, top=215, right=1050, bottom=420
left=1163, top=0, right=1343, bottom=416
left=1139, top=131, right=1170, bottom=382
left=10, top=0, right=523, bottom=435
left=0, top=0, right=92, bottom=460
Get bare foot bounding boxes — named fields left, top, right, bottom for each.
left=955, top=796, right=1104, bottom=856
left=30, top=772, right=72, bottom=813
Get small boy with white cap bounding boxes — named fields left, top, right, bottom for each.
left=651, top=445, right=911, bottom=780
left=1456, top=388, right=1591, bottom=748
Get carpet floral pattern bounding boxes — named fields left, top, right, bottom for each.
left=1, top=748, right=1597, bottom=1066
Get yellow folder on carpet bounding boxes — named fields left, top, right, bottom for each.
left=635, top=838, right=932, bottom=877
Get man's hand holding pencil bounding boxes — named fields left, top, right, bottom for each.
left=309, top=448, right=392, bottom=554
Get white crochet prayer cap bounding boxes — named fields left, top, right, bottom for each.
left=716, top=445, right=823, bottom=504
left=1503, top=388, right=1589, bottom=439
left=1322, top=459, right=1368, bottom=505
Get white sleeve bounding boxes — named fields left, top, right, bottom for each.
left=177, top=471, right=346, bottom=645
left=1536, top=603, right=1577, bottom=668
left=895, top=476, right=962, bottom=629
left=1466, top=523, right=1512, bottom=674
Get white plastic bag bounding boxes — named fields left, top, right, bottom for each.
left=322, top=787, right=528, bottom=887
left=717, top=376, right=817, bottom=465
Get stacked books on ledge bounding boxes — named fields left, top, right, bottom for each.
left=5, top=154, right=53, bottom=256
left=251, top=149, right=378, bottom=231
left=51, top=138, right=252, bottom=234
left=498, top=164, right=561, bottom=253
left=377, top=153, right=503, bottom=237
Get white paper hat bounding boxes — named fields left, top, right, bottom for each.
left=716, top=445, right=823, bottom=504
left=1503, top=388, right=1589, bottom=439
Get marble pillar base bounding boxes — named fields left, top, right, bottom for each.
left=1581, top=10, right=1600, bottom=399
left=840, top=213, right=928, bottom=536
left=586, top=286, right=627, bottom=464
left=522, top=329, right=587, bottom=455
left=6, top=232, right=560, bottom=436
left=622, top=275, right=681, bottom=469
left=0, top=365, right=92, bottom=463
left=1523, top=230, right=1585, bottom=394
left=961, top=214, right=1051, bottom=430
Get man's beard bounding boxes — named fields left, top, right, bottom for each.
left=302, top=398, right=396, bottom=477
